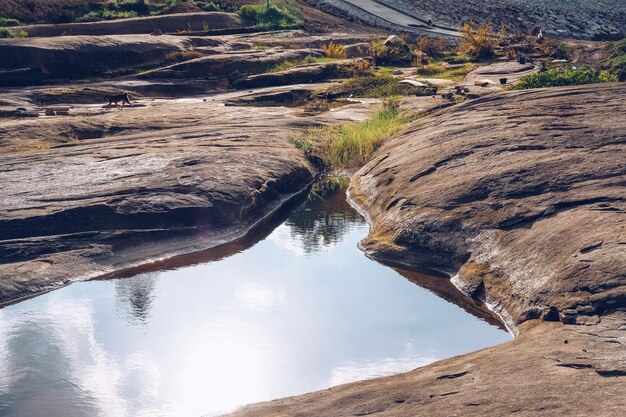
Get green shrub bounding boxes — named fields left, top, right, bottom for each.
left=0, top=28, right=27, bottom=38
left=0, top=27, right=14, bottom=38
left=76, top=10, right=138, bottom=22
left=512, top=65, right=617, bottom=90
left=335, top=75, right=424, bottom=98
left=296, top=101, right=410, bottom=168
left=194, top=1, right=220, bottom=11
left=0, top=17, right=20, bottom=27
left=238, top=1, right=299, bottom=28
left=605, top=38, right=626, bottom=81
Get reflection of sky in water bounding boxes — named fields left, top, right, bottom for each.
left=0, top=187, right=510, bottom=417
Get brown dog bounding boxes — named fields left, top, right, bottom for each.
left=105, top=92, right=133, bottom=109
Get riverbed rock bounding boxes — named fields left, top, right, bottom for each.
left=0, top=97, right=317, bottom=305
left=228, top=82, right=626, bottom=417
left=350, top=83, right=626, bottom=326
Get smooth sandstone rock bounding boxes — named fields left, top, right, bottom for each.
left=228, top=83, right=626, bottom=417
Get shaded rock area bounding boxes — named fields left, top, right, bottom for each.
left=227, top=83, right=626, bottom=416
left=12, top=12, right=245, bottom=37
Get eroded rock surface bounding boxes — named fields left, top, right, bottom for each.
left=227, top=83, right=626, bottom=416
left=350, top=83, right=626, bottom=327
left=0, top=98, right=317, bottom=305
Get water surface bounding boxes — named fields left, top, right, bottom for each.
left=0, top=179, right=510, bottom=417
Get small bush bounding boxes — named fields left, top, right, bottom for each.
left=76, top=10, right=138, bottom=22
left=0, top=28, right=27, bottom=38
left=0, top=27, right=14, bottom=38
left=370, top=39, right=409, bottom=65
left=335, top=75, right=424, bottom=98
left=605, top=38, right=626, bottom=81
left=512, top=65, right=617, bottom=90
left=0, top=17, right=20, bottom=27
left=295, top=101, right=410, bottom=168
left=322, top=41, right=347, bottom=59
left=459, top=21, right=499, bottom=59
left=342, top=59, right=372, bottom=77
left=415, top=36, right=448, bottom=59
left=238, top=1, right=298, bottom=28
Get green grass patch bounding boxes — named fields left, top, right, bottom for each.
left=605, top=38, right=626, bottom=81
left=0, top=17, right=20, bottom=27
left=416, top=62, right=474, bottom=81
left=334, top=75, right=424, bottom=98
left=74, top=1, right=223, bottom=22
left=0, top=27, right=27, bottom=38
left=238, top=1, right=299, bottom=29
left=295, top=101, right=412, bottom=168
left=511, top=65, right=617, bottom=90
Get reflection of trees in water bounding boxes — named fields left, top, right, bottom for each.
left=114, top=274, right=157, bottom=325
left=284, top=178, right=363, bottom=254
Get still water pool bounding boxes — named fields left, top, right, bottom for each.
left=0, top=180, right=510, bottom=417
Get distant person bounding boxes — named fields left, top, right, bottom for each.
left=428, top=19, right=433, bottom=27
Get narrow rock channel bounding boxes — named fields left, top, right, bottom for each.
left=0, top=179, right=509, bottom=416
